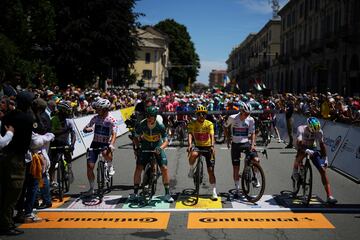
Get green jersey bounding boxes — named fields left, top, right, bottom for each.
left=135, top=119, right=167, bottom=149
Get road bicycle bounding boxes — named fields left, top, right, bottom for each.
left=291, top=149, right=313, bottom=206
left=49, top=145, right=73, bottom=202
left=87, top=147, right=113, bottom=198
left=259, top=119, right=272, bottom=146
left=175, top=121, right=187, bottom=147
left=190, top=148, right=211, bottom=204
left=139, top=149, right=162, bottom=205
left=241, top=149, right=266, bottom=203
left=215, top=116, right=225, bottom=144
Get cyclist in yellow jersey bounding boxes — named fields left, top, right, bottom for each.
left=187, top=105, right=217, bottom=200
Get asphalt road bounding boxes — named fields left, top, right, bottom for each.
left=6, top=133, right=360, bottom=240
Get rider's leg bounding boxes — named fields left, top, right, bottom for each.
left=231, top=143, right=241, bottom=190
left=133, top=164, right=143, bottom=195
left=293, top=151, right=305, bottom=171
left=86, top=162, right=95, bottom=192
left=188, top=151, right=199, bottom=177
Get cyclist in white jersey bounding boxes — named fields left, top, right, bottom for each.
left=224, top=101, right=259, bottom=195
left=83, top=98, right=117, bottom=195
left=292, top=117, right=337, bottom=204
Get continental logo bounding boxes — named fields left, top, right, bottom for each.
left=198, top=217, right=311, bottom=223
left=19, top=212, right=170, bottom=229
left=56, top=217, right=157, bottom=223
left=188, top=213, right=335, bottom=229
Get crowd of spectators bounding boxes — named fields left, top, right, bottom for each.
left=1, top=80, right=360, bottom=126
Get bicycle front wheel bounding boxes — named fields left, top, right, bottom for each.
left=193, top=157, right=204, bottom=200
left=56, top=161, right=64, bottom=202
left=241, top=162, right=266, bottom=203
left=301, top=160, right=313, bottom=206
left=97, top=161, right=105, bottom=193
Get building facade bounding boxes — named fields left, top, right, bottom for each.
left=226, top=20, right=281, bottom=92
left=277, top=0, right=360, bottom=95
left=209, top=69, right=227, bottom=88
left=132, top=27, right=169, bottom=90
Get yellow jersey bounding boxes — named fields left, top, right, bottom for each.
left=187, top=119, right=214, bottom=147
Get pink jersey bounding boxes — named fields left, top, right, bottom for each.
left=86, top=114, right=117, bottom=143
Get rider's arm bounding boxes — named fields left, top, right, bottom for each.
left=318, top=130, right=327, bottom=157
left=83, top=116, right=95, bottom=132
left=249, top=117, right=256, bottom=150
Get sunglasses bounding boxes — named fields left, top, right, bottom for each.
left=196, top=112, right=206, bottom=117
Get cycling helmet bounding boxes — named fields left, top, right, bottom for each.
left=97, top=98, right=111, bottom=109
left=307, top=117, right=321, bottom=133
left=57, top=100, right=72, bottom=113
left=238, top=101, right=250, bottom=113
left=145, top=106, right=158, bottom=117
left=195, top=105, right=208, bottom=114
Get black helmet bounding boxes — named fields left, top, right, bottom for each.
left=57, top=100, right=72, bottom=114
left=16, top=91, right=35, bottom=111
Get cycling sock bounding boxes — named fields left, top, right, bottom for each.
left=164, top=184, right=170, bottom=194
left=211, top=184, right=217, bottom=194
left=89, top=180, right=95, bottom=190
left=234, top=181, right=240, bottom=190
left=134, top=185, right=139, bottom=194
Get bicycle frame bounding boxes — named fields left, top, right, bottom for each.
left=50, top=146, right=72, bottom=202
left=292, top=152, right=313, bottom=206
left=140, top=150, right=161, bottom=205
left=240, top=149, right=266, bottom=203
left=192, top=148, right=209, bottom=204
left=87, top=147, right=113, bottom=197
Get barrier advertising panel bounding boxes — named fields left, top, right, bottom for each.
left=69, top=119, right=87, bottom=159
left=330, top=126, right=360, bottom=182
left=322, top=121, right=349, bottom=165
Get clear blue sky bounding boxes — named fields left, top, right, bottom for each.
left=134, top=0, right=287, bottom=85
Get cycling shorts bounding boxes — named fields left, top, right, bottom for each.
left=137, top=148, right=168, bottom=167
left=87, top=142, right=109, bottom=164
left=193, top=146, right=215, bottom=168
left=310, top=151, right=328, bottom=170
left=231, top=142, right=258, bottom=166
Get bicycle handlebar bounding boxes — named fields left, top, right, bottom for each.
left=50, top=146, right=72, bottom=150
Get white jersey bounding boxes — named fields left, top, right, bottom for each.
left=296, top=125, right=324, bottom=148
left=225, top=114, right=255, bottom=143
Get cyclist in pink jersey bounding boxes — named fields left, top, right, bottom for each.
left=83, top=98, right=117, bottom=195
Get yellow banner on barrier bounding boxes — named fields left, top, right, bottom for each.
left=120, top=106, right=135, bottom=121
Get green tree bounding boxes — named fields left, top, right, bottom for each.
left=0, top=0, right=56, bottom=86
left=54, top=0, right=140, bottom=88
left=154, top=19, right=200, bottom=90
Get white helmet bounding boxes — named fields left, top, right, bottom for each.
left=239, top=101, right=250, bottom=113
left=97, top=98, right=111, bottom=109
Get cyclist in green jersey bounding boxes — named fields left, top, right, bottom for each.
left=130, top=106, right=174, bottom=203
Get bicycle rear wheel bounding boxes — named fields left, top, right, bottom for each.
left=241, top=162, right=266, bottom=203
left=301, top=160, right=313, bottom=206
